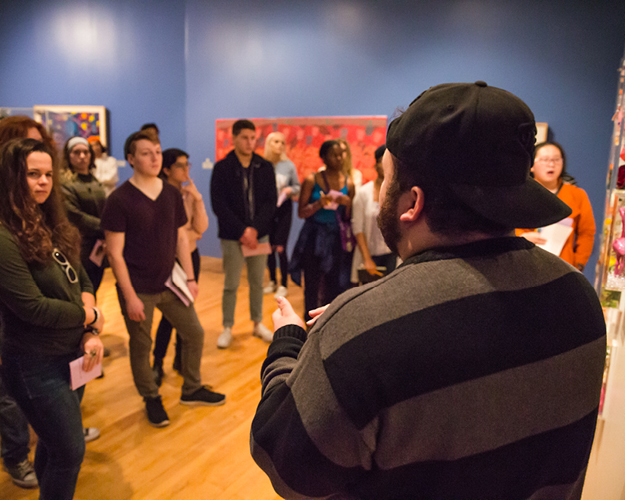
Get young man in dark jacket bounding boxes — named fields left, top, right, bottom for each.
left=210, top=120, right=277, bottom=348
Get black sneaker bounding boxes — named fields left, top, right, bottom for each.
left=180, top=386, right=226, bottom=407
left=4, top=459, right=38, bottom=489
left=144, top=396, right=170, bottom=427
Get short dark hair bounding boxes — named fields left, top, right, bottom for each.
left=391, top=154, right=511, bottom=237
left=124, top=130, right=160, bottom=162
left=232, top=119, right=255, bottom=137
left=534, top=141, right=567, bottom=179
left=140, top=123, right=160, bottom=135
left=319, top=140, right=339, bottom=160
left=159, top=148, right=189, bottom=179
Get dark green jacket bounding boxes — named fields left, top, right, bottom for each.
left=61, top=172, right=106, bottom=261
left=0, top=225, right=92, bottom=357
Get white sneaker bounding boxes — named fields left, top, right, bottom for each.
left=253, top=323, right=273, bottom=343
left=84, top=427, right=100, bottom=443
left=263, top=281, right=277, bottom=294
left=274, top=286, right=288, bottom=298
left=217, top=327, right=233, bottom=349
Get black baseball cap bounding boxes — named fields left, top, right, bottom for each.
left=386, top=81, right=571, bottom=228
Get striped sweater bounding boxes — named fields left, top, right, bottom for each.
left=251, top=237, right=606, bottom=500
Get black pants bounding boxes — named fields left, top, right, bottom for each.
left=268, top=201, right=293, bottom=287
left=152, top=249, right=201, bottom=365
left=83, top=258, right=104, bottom=295
left=302, top=241, right=345, bottom=323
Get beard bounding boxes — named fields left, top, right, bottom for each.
left=377, top=178, right=402, bottom=255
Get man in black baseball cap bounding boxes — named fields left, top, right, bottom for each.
left=252, top=82, right=606, bottom=500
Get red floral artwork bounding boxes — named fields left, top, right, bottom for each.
left=216, top=116, right=387, bottom=183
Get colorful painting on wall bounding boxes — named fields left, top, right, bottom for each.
left=34, top=105, right=108, bottom=150
left=215, top=116, right=387, bottom=184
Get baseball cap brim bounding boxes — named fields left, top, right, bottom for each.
left=450, top=177, right=572, bottom=229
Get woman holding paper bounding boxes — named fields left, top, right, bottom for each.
left=517, top=142, right=595, bottom=271
left=61, top=137, right=107, bottom=293
left=290, top=140, right=355, bottom=321
left=0, top=138, right=104, bottom=499
left=263, top=132, right=301, bottom=298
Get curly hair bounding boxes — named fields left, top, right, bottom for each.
left=0, top=138, right=80, bottom=264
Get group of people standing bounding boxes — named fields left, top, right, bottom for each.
left=0, top=118, right=225, bottom=499
left=0, top=109, right=597, bottom=499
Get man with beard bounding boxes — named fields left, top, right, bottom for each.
left=250, top=82, right=606, bottom=499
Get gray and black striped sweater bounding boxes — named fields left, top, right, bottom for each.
left=251, top=237, right=606, bottom=500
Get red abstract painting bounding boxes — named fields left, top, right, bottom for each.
left=215, top=116, right=387, bottom=183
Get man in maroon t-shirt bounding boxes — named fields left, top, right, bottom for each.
left=102, top=130, right=225, bottom=428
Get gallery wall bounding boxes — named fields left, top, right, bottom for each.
left=1, top=0, right=624, bottom=281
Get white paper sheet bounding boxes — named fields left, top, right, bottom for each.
left=69, top=357, right=102, bottom=390
left=536, top=218, right=574, bottom=257
left=165, top=262, right=194, bottom=306
left=242, top=241, right=272, bottom=257
left=89, top=239, right=106, bottom=267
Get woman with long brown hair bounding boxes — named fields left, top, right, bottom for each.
left=0, top=138, right=104, bottom=499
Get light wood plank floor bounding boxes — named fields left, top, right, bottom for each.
left=1, top=258, right=301, bottom=499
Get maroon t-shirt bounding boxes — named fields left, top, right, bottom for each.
left=101, top=181, right=187, bottom=294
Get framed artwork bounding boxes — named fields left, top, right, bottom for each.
left=216, top=116, right=387, bottom=183
left=34, top=105, right=108, bottom=149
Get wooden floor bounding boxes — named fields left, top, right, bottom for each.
left=1, top=258, right=302, bottom=499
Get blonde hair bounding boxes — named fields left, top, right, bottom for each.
left=264, top=132, right=289, bottom=164
left=336, top=138, right=354, bottom=179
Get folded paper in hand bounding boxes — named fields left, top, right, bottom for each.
left=69, top=357, right=102, bottom=390
left=242, top=241, right=272, bottom=257
left=165, top=262, right=194, bottom=306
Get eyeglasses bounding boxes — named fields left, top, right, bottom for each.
left=70, top=150, right=90, bottom=157
left=52, top=248, right=78, bottom=283
left=535, top=157, right=562, bottom=164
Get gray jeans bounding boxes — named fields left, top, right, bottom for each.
left=221, top=237, right=268, bottom=328
left=117, top=288, right=204, bottom=399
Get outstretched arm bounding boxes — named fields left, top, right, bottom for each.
left=250, top=299, right=368, bottom=499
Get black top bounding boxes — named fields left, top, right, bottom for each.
left=101, top=181, right=187, bottom=294
left=210, top=151, right=277, bottom=241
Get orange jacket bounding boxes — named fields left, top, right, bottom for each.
left=516, top=183, right=596, bottom=268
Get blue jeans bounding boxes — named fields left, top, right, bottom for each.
left=0, top=369, right=31, bottom=467
left=2, top=353, right=85, bottom=500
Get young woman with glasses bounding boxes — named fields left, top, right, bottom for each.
left=60, top=137, right=108, bottom=293
left=517, top=141, right=596, bottom=271
left=0, top=138, right=105, bottom=499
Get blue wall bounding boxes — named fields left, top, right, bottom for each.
left=1, top=0, right=624, bottom=281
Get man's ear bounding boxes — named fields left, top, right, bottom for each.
left=399, top=186, right=425, bottom=222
